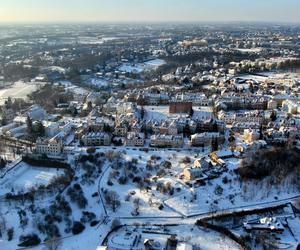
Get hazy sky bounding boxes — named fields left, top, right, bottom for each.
left=0, top=0, right=299, bottom=23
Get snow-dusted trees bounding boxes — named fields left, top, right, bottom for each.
left=104, top=191, right=121, bottom=212
left=67, top=184, right=88, bottom=209
left=45, top=237, right=61, bottom=250
left=7, top=227, right=14, bottom=241
left=0, top=215, right=6, bottom=238
left=111, top=218, right=121, bottom=230
left=133, top=198, right=141, bottom=214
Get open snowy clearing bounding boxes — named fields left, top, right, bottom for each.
left=118, top=59, right=166, bottom=73
left=0, top=81, right=39, bottom=105
left=0, top=162, right=65, bottom=195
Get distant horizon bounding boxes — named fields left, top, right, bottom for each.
left=0, top=20, right=300, bottom=26
left=0, top=0, right=300, bottom=24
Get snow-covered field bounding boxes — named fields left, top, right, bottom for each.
left=144, top=105, right=170, bottom=121
left=0, top=81, right=39, bottom=105
left=88, top=78, right=109, bottom=87
left=143, top=105, right=213, bottom=121
left=236, top=48, right=263, bottom=53
left=144, top=59, right=166, bottom=67
left=118, top=59, right=166, bottom=73
left=0, top=162, right=65, bottom=195
left=238, top=71, right=300, bottom=83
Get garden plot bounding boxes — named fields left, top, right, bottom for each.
left=0, top=161, right=65, bottom=195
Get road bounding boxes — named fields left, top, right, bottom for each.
left=97, top=165, right=110, bottom=216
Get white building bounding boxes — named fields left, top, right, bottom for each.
left=35, top=137, right=63, bottom=156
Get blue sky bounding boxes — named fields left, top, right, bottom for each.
left=0, top=0, right=299, bottom=23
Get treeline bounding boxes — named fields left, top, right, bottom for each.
left=29, top=84, right=74, bottom=111
left=22, top=155, right=72, bottom=171
left=277, top=59, right=300, bottom=71
left=196, top=219, right=250, bottom=250
left=3, top=64, right=39, bottom=81
left=237, top=147, right=300, bottom=183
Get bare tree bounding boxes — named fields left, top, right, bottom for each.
left=111, top=219, right=121, bottom=230
left=104, top=191, right=120, bottom=212
left=44, top=237, right=61, bottom=250
left=0, top=215, right=7, bottom=238
left=148, top=197, right=153, bottom=207
left=133, top=198, right=141, bottom=212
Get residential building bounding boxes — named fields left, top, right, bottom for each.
left=126, top=132, right=145, bottom=147
left=150, top=134, right=183, bottom=148
left=81, top=132, right=111, bottom=146
left=35, top=137, right=63, bottom=156
left=190, top=132, right=225, bottom=146
left=169, top=101, right=192, bottom=114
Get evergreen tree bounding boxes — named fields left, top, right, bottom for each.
left=189, top=108, right=194, bottom=117
left=212, top=121, right=218, bottom=132
left=211, top=138, right=218, bottom=152
left=270, top=110, right=277, bottom=122
left=5, top=97, right=12, bottom=109
left=34, top=121, right=45, bottom=136
left=87, top=101, right=93, bottom=111
left=1, top=111, right=7, bottom=125
left=141, top=106, right=145, bottom=119
left=26, top=115, right=33, bottom=134
left=259, top=125, right=264, bottom=140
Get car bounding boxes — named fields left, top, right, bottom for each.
left=130, top=190, right=136, bottom=195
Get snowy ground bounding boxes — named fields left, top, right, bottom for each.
left=144, top=105, right=170, bottom=121
left=227, top=205, right=300, bottom=250
left=143, top=105, right=213, bottom=122
left=99, top=148, right=198, bottom=218
left=0, top=162, right=65, bottom=195
left=88, top=77, right=109, bottom=87
left=238, top=71, right=300, bottom=83
left=165, top=157, right=300, bottom=217
left=0, top=147, right=299, bottom=250
left=0, top=81, right=39, bottom=105
left=118, top=59, right=166, bottom=73
left=144, top=105, right=191, bottom=121
left=0, top=158, right=107, bottom=250
left=106, top=224, right=242, bottom=250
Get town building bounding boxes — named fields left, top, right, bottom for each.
left=150, top=134, right=184, bottom=148
left=190, top=132, right=225, bottom=146
left=35, top=137, right=63, bottom=157
left=81, top=132, right=111, bottom=146
left=169, top=101, right=193, bottom=114
left=126, top=132, right=145, bottom=147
